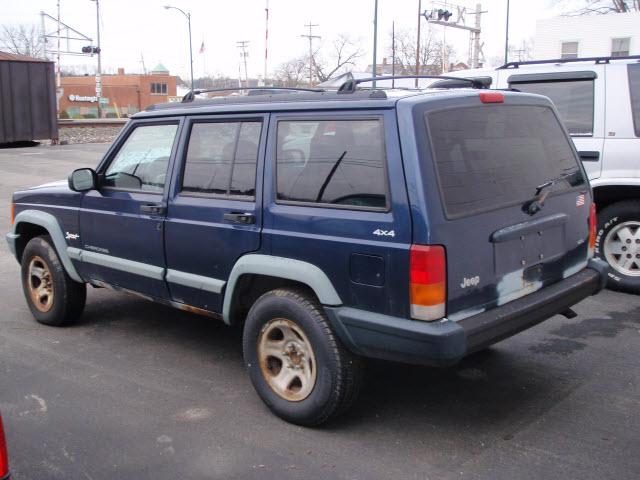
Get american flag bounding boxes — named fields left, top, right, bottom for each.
left=576, top=193, right=586, bottom=206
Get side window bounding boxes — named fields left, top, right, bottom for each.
left=629, top=64, right=640, bottom=137
left=561, top=41, right=579, bottom=59
left=104, top=123, right=178, bottom=192
left=276, top=119, right=388, bottom=209
left=181, top=121, right=261, bottom=198
left=510, top=80, right=594, bottom=136
left=612, top=38, right=630, bottom=57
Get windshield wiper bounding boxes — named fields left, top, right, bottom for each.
left=526, top=172, right=575, bottom=215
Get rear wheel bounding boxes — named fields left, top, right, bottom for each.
left=242, top=288, right=363, bottom=426
left=595, top=200, right=640, bottom=294
left=21, top=236, right=86, bottom=326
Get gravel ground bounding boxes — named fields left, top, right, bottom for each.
left=56, top=125, right=124, bottom=145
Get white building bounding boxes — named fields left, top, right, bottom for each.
left=534, top=11, right=640, bottom=60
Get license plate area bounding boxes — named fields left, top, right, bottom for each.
left=523, top=263, right=544, bottom=284
left=492, top=215, right=567, bottom=276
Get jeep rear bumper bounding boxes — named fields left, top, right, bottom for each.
left=324, top=259, right=608, bottom=367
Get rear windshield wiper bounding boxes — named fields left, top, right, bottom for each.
left=525, top=172, right=576, bottom=215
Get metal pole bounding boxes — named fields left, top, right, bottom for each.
left=188, top=13, right=194, bottom=90
left=504, top=0, right=510, bottom=65
left=372, top=0, right=378, bottom=88
left=415, top=0, right=421, bottom=87
left=56, top=1, right=61, bottom=118
left=264, top=0, right=269, bottom=85
left=309, top=25, right=313, bottom=85
left=95, top=0, right=102, bottom=119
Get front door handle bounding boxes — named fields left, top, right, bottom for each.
left=140, top=203, right=166, bottom=215
left=223, top=212, right=256, bottom=224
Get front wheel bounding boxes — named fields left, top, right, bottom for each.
left=242, top=288, right=363, bottom=426
left=21, top=236, right=86, bottom=326
left=595, top=200, right=640, bottom=294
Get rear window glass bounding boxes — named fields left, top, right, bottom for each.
left=509, top=80, right=594, bottom=136
left=426, top=105, right=586, bottom=219
left=629, top=64, right=640, bottom=137
left=276, top=119, right=387, bottom=210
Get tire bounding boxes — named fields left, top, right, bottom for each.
left=594, top=200, right=640, bottom=294
left=20, top=235, right=86, bottom=326
left=242, top=288, right=363, bottom=426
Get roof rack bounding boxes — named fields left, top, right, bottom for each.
left=498, top=54, right=640, bottom=69
left=181, top=86, right=324, bottom=103
left=337, top=75, right=488, bottom=93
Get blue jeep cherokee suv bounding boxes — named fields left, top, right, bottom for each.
left=6, top=80, right=608, bottom=425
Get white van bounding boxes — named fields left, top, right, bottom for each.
left=445, top=56, right=640, bottom=294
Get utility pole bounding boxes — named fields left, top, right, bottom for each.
left=301, top=22, right=320, bottom=86
left=264, top=0, right=269, bottom=86
left=415, top=0, right=421, bottom=87
left=392, top=21, right=396, bottom=88
left=236, top=41, right=250, bottom=87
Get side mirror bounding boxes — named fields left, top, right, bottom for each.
left=68, top=168, right=97, bottom=192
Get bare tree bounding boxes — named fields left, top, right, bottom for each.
left=0, top=23, right=44, bottom=58
left=556, top=0, right=640, bottom=15
left=387, top=27, right=453, bottom=75
left=312, top=34, right=364, bottom=82
left=274, top=56, right=308, bottom=87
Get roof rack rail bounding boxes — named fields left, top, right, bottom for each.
left=498, top=54, right=640, bottom=69
left=181, top=86, right=325, bottom=103
left=337, top=75, right=487, bottom=93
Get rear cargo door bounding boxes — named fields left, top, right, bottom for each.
left=416, top=97, right=592, bottom=321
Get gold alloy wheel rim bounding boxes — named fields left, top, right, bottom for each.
left=257, top=318, right=317, bottom=402
left=27, top=255, right=54, bottom=313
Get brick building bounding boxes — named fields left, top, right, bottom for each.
left=59, top=63, right=178, bottom=118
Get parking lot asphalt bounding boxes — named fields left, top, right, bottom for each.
left=0, top=144, right=639, bottom=480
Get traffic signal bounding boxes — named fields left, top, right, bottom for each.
left=81, top=46, right=101, bottom=54
left=437, top=9, right=453, bottom=21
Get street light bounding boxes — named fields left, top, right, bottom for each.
left=164, top=5, right=194, bottom=91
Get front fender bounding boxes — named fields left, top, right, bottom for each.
left=8, top=210, right=83, bottom=283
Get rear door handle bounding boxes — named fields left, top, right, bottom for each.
left=579, top=151, right=600, bottom=162
left=223, top=212, right=256, bottom=224
left=140, top=203, right=166, bottom=215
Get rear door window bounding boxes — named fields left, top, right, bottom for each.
left=276, top=119, right=388, bottom=210
left=426, top=105, right=586, bottom=219
left=181, top=121, right=261, bottom=198
left=629, top=64, right=640, bottom=137
left=509, top=80, right=594, bottom=136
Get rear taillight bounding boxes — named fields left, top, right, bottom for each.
left=0, top=413, right=8, bottom=478
left=589, top=202, right=597, bottom=257
left=10, top=203, right=15, bottom=226
left=410, top=245, right=446, bottom=322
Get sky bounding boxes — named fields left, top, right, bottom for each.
left=2, top=0, right=575, bottom=81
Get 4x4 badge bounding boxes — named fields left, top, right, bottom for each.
left=373, top=229, right=395, bottom=237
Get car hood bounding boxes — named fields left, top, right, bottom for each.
left=12, top=178, right=82, bottom=207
